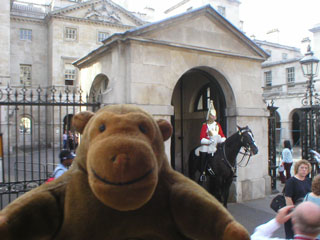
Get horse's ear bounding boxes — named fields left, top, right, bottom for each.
left=237, top=125, right=241, bottom=131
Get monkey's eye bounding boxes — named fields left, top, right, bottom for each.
left=99, top=124, right=106, bottom=132
left=139, top=124, right=147, bottom=134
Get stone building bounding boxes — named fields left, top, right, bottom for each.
left=74, top=4, right=270, bottom=201
left=256, top=26, right=320, bottom=154
left=0, top=0, right=145, bottom=150
left=256, top=40, right=304, bottom=148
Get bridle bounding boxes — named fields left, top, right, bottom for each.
left=237, top=128, right=256, bottom=167
left=220, top=128, right=256, bottom=175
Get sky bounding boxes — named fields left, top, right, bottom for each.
left=114, top=0, right=320, bottom=48
left=21, top=0, right=320, bottom=49
left=239, top=0, right=320, bottom=48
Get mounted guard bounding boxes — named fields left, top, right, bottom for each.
left=198, top=100, right=226, bottom=181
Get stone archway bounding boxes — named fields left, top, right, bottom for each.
left=89, top=74, right=109, bottom=103
left=171, top=67, right=234, bottom=176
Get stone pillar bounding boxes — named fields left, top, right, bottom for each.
left=0, top=0, right=11, bottom=85
left=227, top=106, right=270, bottom=202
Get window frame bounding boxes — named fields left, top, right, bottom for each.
left=19, top=28, right=32, bottom=41
left=97, top=31, right=109, bottom=43
left=286, top=67, right=295, bottom=85
left=64, top=27, right=78, bottom=41
left=282, top=53, right=288, bottom=60
left=264, top=71, right=272, bottom=87
left=64, top=63, right=77, bottom=86
left=20, top=64, right=32, bottom=86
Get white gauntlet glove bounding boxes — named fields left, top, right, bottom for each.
left=201, top=138, right=213, bottom=145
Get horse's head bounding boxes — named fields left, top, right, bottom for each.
left=237, top=126, right=258, bottom=155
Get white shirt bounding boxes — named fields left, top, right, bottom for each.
left=251, top=219, right=284, bottom=240
left=251, top=219, right=318, bottom=240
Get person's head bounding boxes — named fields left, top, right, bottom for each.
left=292, top=201, right=320, bottom=237
left=294, top=159, right=311, bottom=178
left=312, top=175, right=320, bottom=196
left=59, top=149, right=75, bottom=167
left=284, top=140, right=291, bottom=150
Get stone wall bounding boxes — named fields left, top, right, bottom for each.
left=0, top=0, right=11, bottom=85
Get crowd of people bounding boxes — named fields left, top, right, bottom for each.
left=251, top=156, right=320, bottom=240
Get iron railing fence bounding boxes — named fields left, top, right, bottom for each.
left=0, top=85, right=100, bottom=209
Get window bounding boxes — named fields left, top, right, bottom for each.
left=217, top=6, right=226, bottom=17
left=194, top=84, right=224, bottom=112
left=20, top=64, right=32, bottom=86
left=264, top=71, right=272, bottom=87
left=196, top=87, right=211, bottom=111
left=65, top=27, right=77, bottom=40
left=20, top=117, right=31, bottom=134
left=286, top=67, right=295, bottom=85
left=20, top=29, right=32, bottom=40
left=97, top=32, right=109, bottom=42
left=64, top=63, right=76, bottom=86
left=282, top=53, right=288, bottom=60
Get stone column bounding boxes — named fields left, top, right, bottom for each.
left=0, top=0, right=11, bottom=85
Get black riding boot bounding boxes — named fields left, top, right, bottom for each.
left=200, top=152, right=207, bottom=182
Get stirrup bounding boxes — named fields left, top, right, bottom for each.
left=208, top=167, right=215, bottom=176
left=200, top=174, right=206, bottom=182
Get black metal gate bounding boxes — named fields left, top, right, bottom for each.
left=300, top=106, right=320, bottom=178
left=268, top=103, right=279, bottom=193
left=0, top=85, right=100, bottom=209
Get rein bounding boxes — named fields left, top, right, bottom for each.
left=221, top=130, right=254, bottom=173
left=237, top=149, right=252, bottom=167
left=221, top=142, right=236, bottom=174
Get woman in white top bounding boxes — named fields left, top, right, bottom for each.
left=281, top=140, right=293, bottom=181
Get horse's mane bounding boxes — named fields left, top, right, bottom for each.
left=221, top=130, right=241, bottom=147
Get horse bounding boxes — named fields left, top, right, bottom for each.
left=188, top=126, right=258, bottom=207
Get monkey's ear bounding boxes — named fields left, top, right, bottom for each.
left=157, top=119, right=173, bottom=141
left=72, top=111, right=94, bottom=134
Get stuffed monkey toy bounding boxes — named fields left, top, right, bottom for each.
left=0, top=104, right=249, bottom=240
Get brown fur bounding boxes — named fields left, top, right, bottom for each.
left=0, top=104, right=249, bottom=240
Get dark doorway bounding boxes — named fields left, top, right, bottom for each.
left=292, top=111, right=300, bottom=146
left=171, top=68, right=226, bottom=175
left=63, top=114, right=74, bottom=132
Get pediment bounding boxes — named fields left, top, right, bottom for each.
left=50, top=0, right=145, bottom=26
left=75, top=5, right=268, bottom=67
left=129, top=6, right=268, bottom=59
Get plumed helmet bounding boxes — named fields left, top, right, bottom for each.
left=206, top=100, right=216, bottom=120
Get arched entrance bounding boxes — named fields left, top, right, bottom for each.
left=63, top=114, right=74, bottom=132
left=171, top=68, right=227, bottom=176
left=291, top=111, right=301, bottom=146
left=89, top=74, right=109, bottom=103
